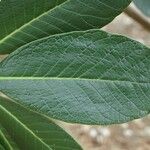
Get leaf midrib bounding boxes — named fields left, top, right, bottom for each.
left=0, top=105, right=52, bottom=150
left=0, top=77, right=148, bottom=85
left=0, top=0, right=70, bottom=44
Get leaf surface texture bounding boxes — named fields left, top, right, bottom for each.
left=0, top=0, right=131, bottom=54
left=0, top=96, right=82, bottom=150
left=0, top=30, right=150, bottom=125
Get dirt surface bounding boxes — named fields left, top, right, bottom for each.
left=66, top=117, right=150, bottom=150
left=103, top=13, right=150, bottom=46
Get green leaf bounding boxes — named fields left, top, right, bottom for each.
left=0, top=29, right=150, bottom=125
left=0, top=144, right=5, bottom=150
left=0, top=0, right=131, bottom=54
left=0, top=96, right=82, bottom=150
left=0, top=124, right=19, bottom=150
left=134, top=0, right=150, bottom=17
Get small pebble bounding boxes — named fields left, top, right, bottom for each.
left=89, top=128, right=98, bottom=139
left=98, top=127, right=111, bottom=138
left=123, top=129, right=134, bottom=137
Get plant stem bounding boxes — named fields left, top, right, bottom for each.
left=124, top=5, right=150, bottom=31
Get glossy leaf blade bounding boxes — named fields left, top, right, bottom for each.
left=0, top=29, right=150, bottom=125
left=0, top=96, right=82, bottom=150
left=0, top=0, right=131, bottom=54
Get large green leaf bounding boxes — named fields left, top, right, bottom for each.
left=134, top=0, right=150, bottom=17
left=0, top=29, right=150, bottom=125
left=0, top=96, right=82, bottom=150
left=0, top=0, right=131, bottom=54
